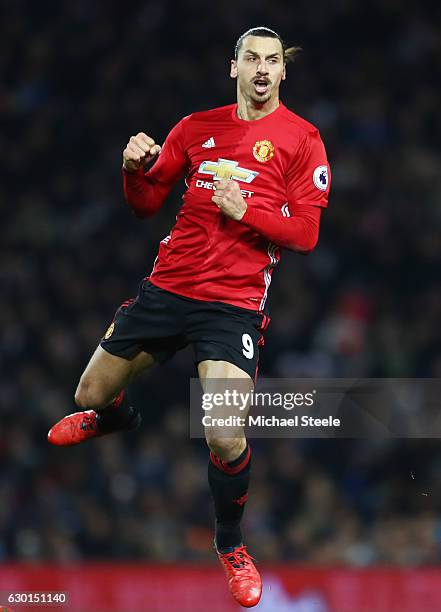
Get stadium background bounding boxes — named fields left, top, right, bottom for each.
left=1, top=0, right=440, bottom=610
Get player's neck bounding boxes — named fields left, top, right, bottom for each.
left=236, top=95, right=280, bottom=121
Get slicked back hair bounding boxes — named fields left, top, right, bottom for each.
left=234, top=27, right=301, bottom=64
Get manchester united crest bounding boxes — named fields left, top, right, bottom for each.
left=253, top=140, right=275, bottom=163
left=104, top=322, right=115, bottom=340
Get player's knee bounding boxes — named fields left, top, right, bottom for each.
left=206, top=435, right=244, bottom=461
left=74, top=378, right=107, bottom=410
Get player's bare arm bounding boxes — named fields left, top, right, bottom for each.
left=122, top=132, right=161, bottom=172
left=211, top=179, right=247, bottom=221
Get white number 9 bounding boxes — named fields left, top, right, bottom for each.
left=242, top=333, right=254, bottom=359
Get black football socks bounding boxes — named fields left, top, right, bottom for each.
left=208, top=443, right=251, bottom=552
left=95, top=390, right=141, bottom=434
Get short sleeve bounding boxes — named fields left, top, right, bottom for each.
left=286, top=130, right=331, bottom=209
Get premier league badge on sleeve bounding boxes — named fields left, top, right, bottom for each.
left=313, top=165, right=328, bottom=190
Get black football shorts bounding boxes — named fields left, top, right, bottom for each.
left=100, top=280, right=270, bottom=380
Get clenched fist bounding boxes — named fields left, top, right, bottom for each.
left=122, top=132, right=161, bottom=172
left=211, top=179, right=247, bottom=221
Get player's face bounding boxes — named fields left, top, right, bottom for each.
left=230, top=36, right=286, bottom=105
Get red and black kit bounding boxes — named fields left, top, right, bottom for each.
left=102, top=101, right=330, bottom=376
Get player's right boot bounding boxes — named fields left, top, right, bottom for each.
left=47, top=405, right=141, bottom=446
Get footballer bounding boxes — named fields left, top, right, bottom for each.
left=48, top=27, right=331, bottom=608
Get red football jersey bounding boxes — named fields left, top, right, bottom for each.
left=123, top=102, right=330, bottom=311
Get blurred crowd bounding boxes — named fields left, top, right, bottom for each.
left=1, top=1, right=441, bottom=565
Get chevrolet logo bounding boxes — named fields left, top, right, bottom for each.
left=198, top=158, right=259, bottom=184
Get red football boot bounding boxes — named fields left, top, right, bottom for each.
left=47, top=406, right=141, bottom=446
left=216, top=544, right=262, bottom=608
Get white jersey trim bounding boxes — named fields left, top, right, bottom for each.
left=259, top=243, right=279, bottom=311
left=151, top=234, right=171, bottom=275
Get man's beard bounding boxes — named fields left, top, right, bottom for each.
left=249, top=88, right=272, bottom=105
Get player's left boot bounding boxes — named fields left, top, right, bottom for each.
left=216, top=543, right=262, bottom=608
left=47, top=406, right=141, bottom=446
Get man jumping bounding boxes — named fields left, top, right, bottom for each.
left=48, top=26, right=331, bottom=608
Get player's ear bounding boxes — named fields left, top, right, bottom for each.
left=282, top=64, right=286, bottom=81
left=230, top=59, right=238, bottom=79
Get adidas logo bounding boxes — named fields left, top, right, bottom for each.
left=202, top=137, right=215, bottom=148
